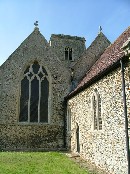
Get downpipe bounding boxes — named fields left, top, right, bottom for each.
left=120, top=59, right=130, bottom=174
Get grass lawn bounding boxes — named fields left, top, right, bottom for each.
left=0, top=152, right=90, bottom=174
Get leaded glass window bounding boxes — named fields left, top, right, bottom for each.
left=93, top=96, right=98, bottom=130
left=92, top=90, right=102, bottom=130
left=19, top=61, right=49, bottom=123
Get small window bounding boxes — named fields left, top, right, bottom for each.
left=92, top=89, right=102, bottom=130
left=65, top=47, right=69, bottom=60
left=93, top=95, right=98, bottom=130
left=67, top=106, right=71, bottom=131
left=69, top=48, right=72, bottom=60
left=65, top=47, right=73, bottom=61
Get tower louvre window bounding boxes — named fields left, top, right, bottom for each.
left=19, top=61, right=49, bottom=123
left=65, top=47, right=73, bottom=61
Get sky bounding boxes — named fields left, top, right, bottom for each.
left=0, top=0, right=130, bottom=65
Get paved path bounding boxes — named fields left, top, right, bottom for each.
left=65, top=153, right=110, bottom=174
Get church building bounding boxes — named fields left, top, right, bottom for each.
left=0, top=24, right=130, bottom=174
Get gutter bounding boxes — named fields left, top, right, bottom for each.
left=120, top=59, right=130, bottom=174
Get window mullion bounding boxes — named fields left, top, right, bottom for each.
left=28, top=80, right=31, bottom=122
left=38, top=79, right=41, bottom=123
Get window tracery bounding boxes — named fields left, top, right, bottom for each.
left=19, top=61, right=49, bottom=123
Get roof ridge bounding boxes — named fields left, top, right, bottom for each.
left=110, top=26, right=130, bottom=46
left=72, top=31, right=110, bottom=68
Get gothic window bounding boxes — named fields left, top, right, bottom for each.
left=67, top=106, right=71, bottom=131
left=93, top=95, right=98, bottom=130
left=92, top=89, right=102, bottom=130
left=19, top=61, right=49, bottom=123
left=65, top=47, right=73, bottom=61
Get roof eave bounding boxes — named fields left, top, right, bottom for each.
left=65, top=56, right=129, bottom=101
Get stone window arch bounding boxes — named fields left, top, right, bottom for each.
left=19, top=61, right=49, bottom=123
left=92, top=89, right=102, bottom=130
left=65, top=47, right=73, bottom=61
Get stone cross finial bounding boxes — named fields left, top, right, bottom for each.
left=99, top=26, right=102, bottom=34
left=34, top=21, right=38, bottom=27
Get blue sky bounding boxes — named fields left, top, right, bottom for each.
left=0, top=0, right=130, bottom=65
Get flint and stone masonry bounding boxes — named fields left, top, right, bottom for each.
left=0, top=27, right=72, bottom=150
left=67, top=67, right=129, bottom=174
left=0, top=25, right=130, bottom=174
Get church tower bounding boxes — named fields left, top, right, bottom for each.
left=50, top=34, right=86, bottom=67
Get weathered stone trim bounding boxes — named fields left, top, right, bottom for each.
left=51, top=34, right=86, bottom=42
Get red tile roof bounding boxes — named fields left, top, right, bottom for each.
left=67, top=26, right=130, bottom=99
